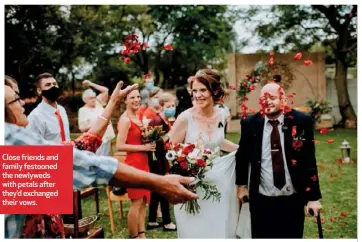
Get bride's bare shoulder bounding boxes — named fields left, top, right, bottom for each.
left=177, top=107, right=194, bottom=120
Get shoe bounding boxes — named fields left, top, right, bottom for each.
left=146, top=222, right=160, bottom=230
left=163, top=223, right=177, bottom=232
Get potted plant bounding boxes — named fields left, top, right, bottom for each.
left=305, top=98, right=333, bottom=129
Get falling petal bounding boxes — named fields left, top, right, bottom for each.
left=326, top=139, right=335, bottom=144
left=304, top=60, right=313, bottom=66
left=313, top=140, right=321, bottom=144
left=124, top=57, right=131, bottom=64
left=164, top=44, right=174, bottom=51
left=340, top=212, right=348, bottom=217
left=320, top=128, right=329, bottom=135
left=294, top=52, right=303, bottom=60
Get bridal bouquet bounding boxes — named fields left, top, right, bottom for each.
left=141, top=125, right=166, bottom=160
left=165, top=140, right=221, bottom=214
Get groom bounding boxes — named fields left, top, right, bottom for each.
left=235, top=83, right=322, bottom=238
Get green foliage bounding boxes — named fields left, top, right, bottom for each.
left=5, top=5, right=239, bottom=94
left=305, top=98, right=333, bottom=122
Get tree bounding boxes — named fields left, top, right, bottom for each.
left=239, top=5, right=357, bottom=127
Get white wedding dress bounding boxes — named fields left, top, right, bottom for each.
left=174, top=109, right=240, bottom=238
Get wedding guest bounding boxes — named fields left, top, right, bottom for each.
left=26, top=73, right=70, bottom=143
left=4, top=77, right=198, bottom=239
left=147, top=92, right=177, bottom=232
left=116, top=88, right=156, bottom=239
left=175, top=85, right=192, bottom=118
left=78, top=80, right=115, bottom=156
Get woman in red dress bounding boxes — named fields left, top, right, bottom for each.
left=116, top=89, right=156, bottom=239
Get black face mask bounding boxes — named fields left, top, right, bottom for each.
left=41, top=86, right=61, bottom=102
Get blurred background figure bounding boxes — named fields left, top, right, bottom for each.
left=147, top=92, right=177, bottom=232
left=141, top=87, right=163, bottom=124
left=215, top=99, right=232, bottom=134
left=175, top=85, right=193, bottom=118
left=78, top=80, right=115, bottom=156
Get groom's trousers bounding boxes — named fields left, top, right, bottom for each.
left=250, top=193, right=305, bottom=238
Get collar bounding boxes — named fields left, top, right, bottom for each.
left=264, top=113, right=284, bottom=126
left=38, top=100, right=59, bottom=113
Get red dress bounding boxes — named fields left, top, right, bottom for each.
left=125, top=120, right=151, bottom=202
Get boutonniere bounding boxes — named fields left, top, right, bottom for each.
left=292, top=128, right=305, bottom=150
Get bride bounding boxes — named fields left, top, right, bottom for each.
left=168, top=69, right=240, bottom=238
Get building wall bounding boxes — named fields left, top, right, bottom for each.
left=226, top=52, right=326, bottom=116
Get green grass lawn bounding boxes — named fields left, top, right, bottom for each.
left=79, top=128, right=357, bottom=238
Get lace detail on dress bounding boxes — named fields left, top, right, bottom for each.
left=184, top=108, right=225, bottom=151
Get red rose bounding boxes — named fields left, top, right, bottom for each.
left=182, top=144, right=195, bottom=155
left=179, top=160, right=188, bottom=170
left=164, top=142, right=171, bottom=150
left=177, top=156, right=186, bottom=163
left=121, top=48, right=130, bottom=55
left=292, top=140, right=303, bottom=149
left=292, top=126, right=297, bottom=137
left=197, top=159, right=206, bottom=168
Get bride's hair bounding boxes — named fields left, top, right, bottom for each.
left=191, top=69, right=225, bottom=102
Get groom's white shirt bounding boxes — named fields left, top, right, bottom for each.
left=259, top=114, right=295, bottom=196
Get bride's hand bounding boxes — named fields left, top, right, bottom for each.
left=237, top=186, right=249, bottom=203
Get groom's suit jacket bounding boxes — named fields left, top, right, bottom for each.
left=235, top=109, right=322, bottom=204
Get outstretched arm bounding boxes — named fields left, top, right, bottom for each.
left=221, top=139, right=238, bottom=152
left=88, top=82, right=138, bottom=138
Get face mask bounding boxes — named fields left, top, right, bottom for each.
left=146, top=82, right=154, bottom=90
left=150, top=98, right=159, bottom=107
left=164, top=107, right=176, bottom=118
left=41, top=86, right=61, bottom=102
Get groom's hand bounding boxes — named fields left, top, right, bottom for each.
left=306, top=200, right=322, bottom=217
left=237, top=186, right=249, bottom=203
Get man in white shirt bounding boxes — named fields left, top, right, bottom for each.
left=26, top=73, right=70, bottom=143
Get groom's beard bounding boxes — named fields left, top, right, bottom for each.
left=265, top=109, right=283, bottom=120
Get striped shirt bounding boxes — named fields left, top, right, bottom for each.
left=3, top=123, right=119, bottom=238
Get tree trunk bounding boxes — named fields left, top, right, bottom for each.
left=334, top=58, right=357, bottom=128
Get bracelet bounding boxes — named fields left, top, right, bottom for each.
left=98, top=115, right=108, bottom=121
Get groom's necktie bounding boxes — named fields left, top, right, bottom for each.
left=268, top=120, right=286, bottom=190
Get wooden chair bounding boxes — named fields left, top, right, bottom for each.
left=65, top=190, right=104, bottom=238
left=106, top=150, right=131, bottom=233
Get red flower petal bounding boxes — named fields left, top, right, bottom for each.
left=143, top=42, right=150, bottom=48
left=292, top=126, right=297, bottom=137
left=268, top=57, right=274, bottom=66
left=121, top=48, right=130, bottom=55
left=294, top=52, right=303, bottom=60
left=143, top=73, right=151, bottom=79
left=340, top=212, right=348, bottom=217
left=336, top=158, right=343, bottom=164
left=249, top=85, right=255, bottom=91
left=164, top=44, right=173, bottom=51
left=228, top=85, right=236, bottom=90
left=242, top=97, right=249, bottom=102
left=326, top=139, right=335, bottom=144
left=320, top=128, right=329, bottom=135
left=304, top=60, right=313, bottom=66
left=291, top=159, right=297, bottom=166
left=306, top=187, right=311, bottom=192
left=124, top=57, right=131, bottom=64
left=313, top=140, right=321, bottom=144
left=329, top=217, right=335, bottom=222
left=311, top=175, right=317, bottom=181
left=349, top=13, right=353, bottom=18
